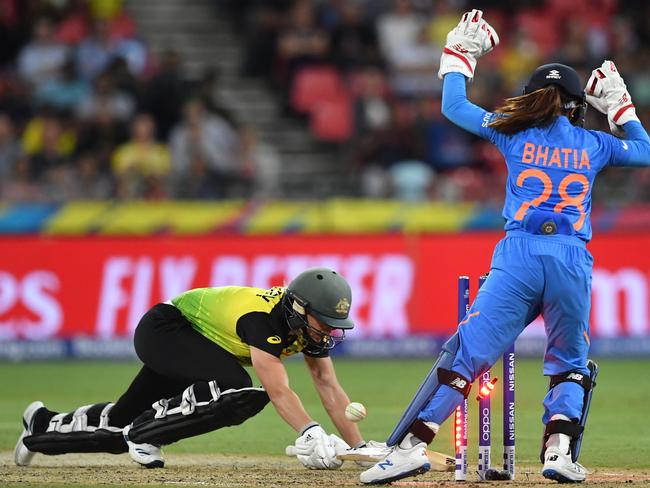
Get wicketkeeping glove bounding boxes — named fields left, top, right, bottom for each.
left=438, top=9, right=499, bottom=81
left=585, top=60, right=639, bottom=136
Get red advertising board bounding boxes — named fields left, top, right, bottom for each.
left=2, top=233, right=648, bottom=340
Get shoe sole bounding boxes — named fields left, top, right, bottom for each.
left=363, top=463, right=431, bottom=485
left=142, top=460, right=165, bottom=469
left=543, top=468, right=585, bottom=483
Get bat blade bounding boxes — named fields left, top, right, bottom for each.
left=336, top=448, right=454, bottom=472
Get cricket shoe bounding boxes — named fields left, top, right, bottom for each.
left=123, top=424, right=165, bottom=468
left=542, top=446, right=587, bottom=483
left=359, top=442, right=430, bottom=484
left=14, top=401, right=46, bottom=466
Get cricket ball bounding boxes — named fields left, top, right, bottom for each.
left=345, top=402, right=367, bottom=422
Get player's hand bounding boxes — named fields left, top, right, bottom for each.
left=292, top=424, right=341, bottom=469
left=585, top=60, right=639, bottom=136
left=438, top=9, right=499, bottom=81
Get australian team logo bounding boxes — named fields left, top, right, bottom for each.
left=335, top=298, right=350, bottom=315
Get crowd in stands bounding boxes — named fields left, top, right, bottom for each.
left=227, top=0, right=650, bottom=204
left=0, top=0, right=266, bottom=202
left=0, top=0, right=649, bottom=205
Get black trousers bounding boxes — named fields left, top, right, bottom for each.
left=109, top=304, right=252, bottom=427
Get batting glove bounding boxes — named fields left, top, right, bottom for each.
left=292, top=424, right=341, bottom=470
left=438, top=9, right=499, bottom=81
left=585, top=60, right=639, bottom=136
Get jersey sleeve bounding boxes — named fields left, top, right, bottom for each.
left=608, top=121, right=650, bottom=167
left=236, top=312, right=284, bottom=357
left=441, top=72, right=508, bottom=149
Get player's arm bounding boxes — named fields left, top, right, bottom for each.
left=441, top=72, right=494, bottom=137
left=609, top=121, right=650, bottom=167
left=438, top=9, right=500, bottom=139
left=304, top=355, right=363, bottom=447
left=250, top=345, right=313, bottom=432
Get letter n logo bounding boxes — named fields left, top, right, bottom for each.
left=378, top=459, right=394, bottom=470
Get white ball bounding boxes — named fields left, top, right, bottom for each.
left=345, top=402, right=367, bottom=422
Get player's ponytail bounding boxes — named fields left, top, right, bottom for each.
left=488, top=86, right=569, bottom=135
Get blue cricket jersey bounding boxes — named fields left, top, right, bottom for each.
left=442, top=72, right=650, bottom=241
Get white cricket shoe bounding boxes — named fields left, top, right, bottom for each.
left=359, top=442, right=430, bottom=484
left=542, top=446, right=587, bottom=483
left=123, top=424, right=165, bottom=468
left=14, top=401, right=45, bottom=466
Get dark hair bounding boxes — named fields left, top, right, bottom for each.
left=489, top=85, right=579, bottom=135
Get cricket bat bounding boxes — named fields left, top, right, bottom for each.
left=335, top=447, right=455, bottom=472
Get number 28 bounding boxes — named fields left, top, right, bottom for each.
left=514, top=169, right=589, bottom=231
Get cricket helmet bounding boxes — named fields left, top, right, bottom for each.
left=524, top=63, right=587, bottom=126
left=286, top=268, right=354, bottom=330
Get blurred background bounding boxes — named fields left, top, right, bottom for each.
left=0, top=0, right=649, bottom=360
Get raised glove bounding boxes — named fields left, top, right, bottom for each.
left=585, top=60, right=639, bottom=136
left=438, top=9, right=499, bottom=80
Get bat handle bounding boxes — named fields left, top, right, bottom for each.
left=285, top=445, right=298, bottom=456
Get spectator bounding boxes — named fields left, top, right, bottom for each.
left=26, top=114, right=73, bottom=182
left=21, top=110, right=76, bottom=162
left=276, top=0, right=331, bottom=90
left=77, top=72, right=135, bottom=123
left=112, top=113, right=170, bottom=199
left=170, top=99, right=243, bottom=199
left=1, top=155, right=46, bottom=202
left=36, top=58, right=90, bottom=111
left=355, top=99, right=418, bottom=197
left=389, top=26, right=440, bottom=96
left=241, top=127, right=281, bottom=199
left=329, top=3, right=379, bottom=72
left=75, top=18, right=114, bottom=81
left=17, top=16, right=68, bottom=88
left=241, top=2, right=288, bottom=78
left=143, top=49, right=185, bottom=140
left=376, top=0, right=426, bottom=69
left=193, top=68, right=239, bottom=130
left=353, top=66, right=391, bottom=136
left=75, top=103, right=129, bottom=172
left=76, top=17, right=146, bottom=82
left=73, top=152, right=114, bottom=199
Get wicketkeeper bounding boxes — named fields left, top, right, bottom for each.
left=360, top=8, right=650, bottom=485
left=15, top=268, right=375, bottom=470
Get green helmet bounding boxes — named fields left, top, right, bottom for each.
left=286, top=268, right=354, bottom=330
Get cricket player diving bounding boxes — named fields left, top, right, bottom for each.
left=361, top=9, right=650, bottom=485
left=15, top=268, right=377, bottom=470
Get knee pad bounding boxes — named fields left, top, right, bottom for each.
left=23, top=403, right=126, bottom=455
left=126, top=381, right=270, bottom=446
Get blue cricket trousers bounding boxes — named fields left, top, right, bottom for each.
left=419, top=230, right=593, bottom=426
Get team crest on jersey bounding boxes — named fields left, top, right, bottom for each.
left=335, top=298, right=350, bottom=315
left=267, top=335, right=282, bottom=344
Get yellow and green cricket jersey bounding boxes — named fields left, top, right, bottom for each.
left=171, top=286, right=326, bottom=365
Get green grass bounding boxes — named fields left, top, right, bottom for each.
left=1, top=358, right=649, bottom=468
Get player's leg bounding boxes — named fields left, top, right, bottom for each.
left=122, top=304, right=269, bottom=467
left=538, top=246, right=594, bottom=483
left=14, top=363, right=192, bottom=466
left=361, top=237, right=543, bottom=484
